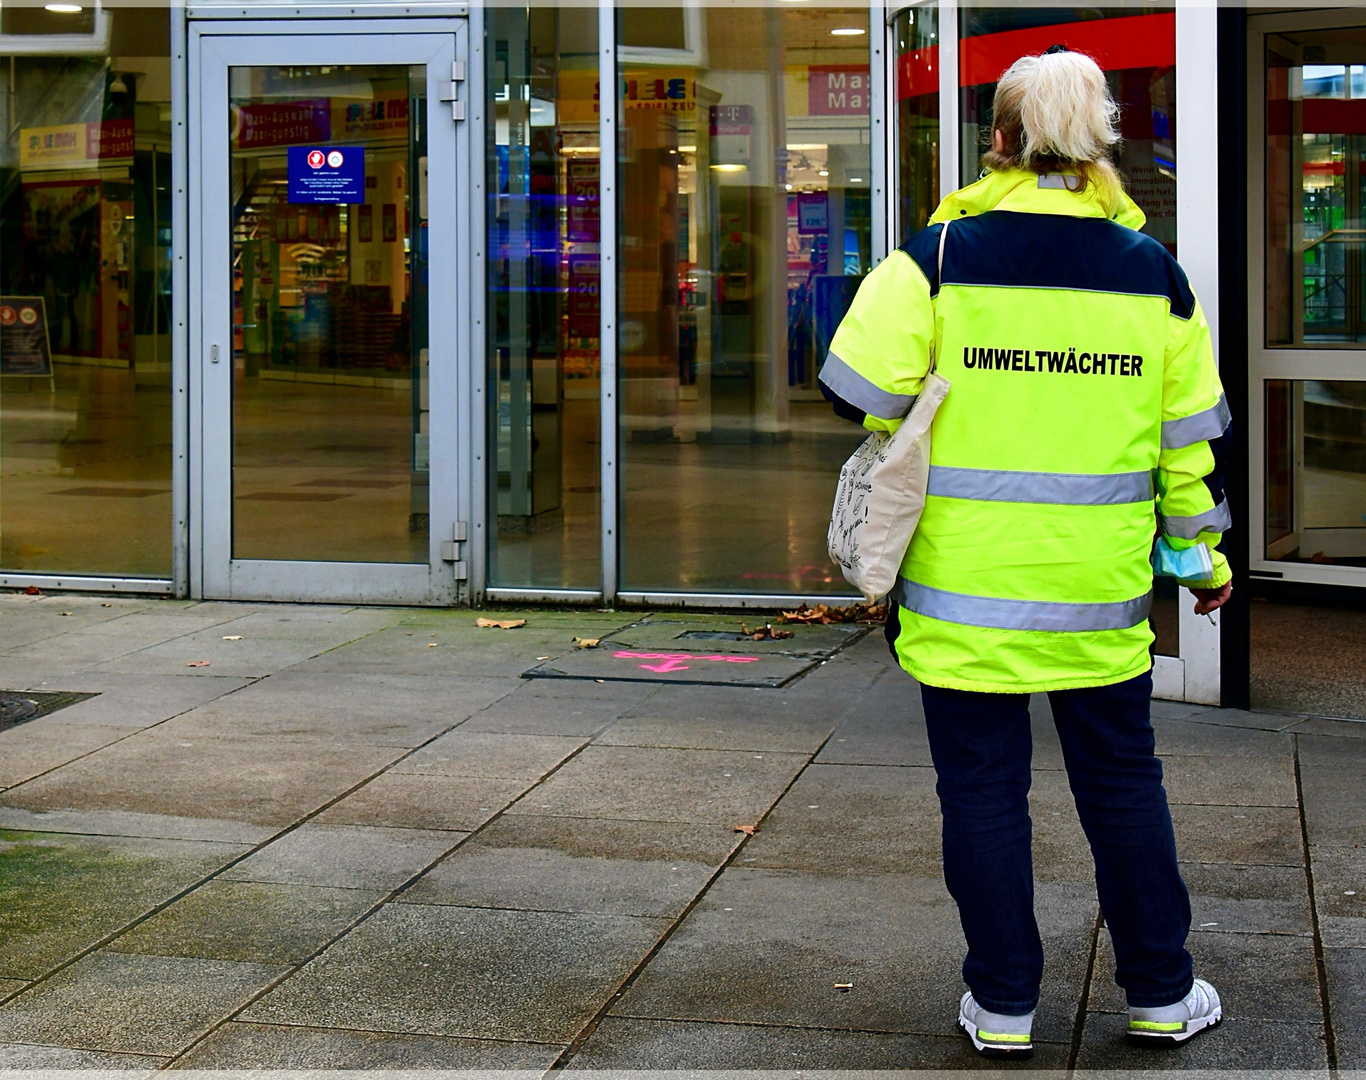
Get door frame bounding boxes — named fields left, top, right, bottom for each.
left=1248, top=7, right=1366, bottom=592
left=188, top=18, right=473, bottom=603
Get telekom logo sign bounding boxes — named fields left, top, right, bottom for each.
left=613, top=650, right=760, bottom=674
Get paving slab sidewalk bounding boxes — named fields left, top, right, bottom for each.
left=0, top=593, right=1360, bottom=1072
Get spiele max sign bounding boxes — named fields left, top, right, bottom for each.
left=287, top=146, right=365, bottom=204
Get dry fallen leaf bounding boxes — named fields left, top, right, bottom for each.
left=834, top=983, right=854, bottom=992
left=536, top=656, right=551, bottom=661
left=572, top=637, right=601, bottom=649
left=739, top=622, right=793, bottom=641
left=427, top=643, right=438, bottom=648
left=101, top=602, right=112, bottom=607
left=476, top=617, right=526, bottom=630
left=23, top=586, right=41, bottom=596
left=222, top=635, right=242, bottom=641
left=186, top=660, right=211, bottom=668
left=779, top=602, right=887, bottom=626
left=59, top=612, right=73, bottom=617
left=734, top=824, right=760, bottom=836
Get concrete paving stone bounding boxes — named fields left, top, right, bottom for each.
left=1301, top=768, right=1366, bottom=842
left=1150, top=700, right=1218, bottom=722
left=454, top=813, right=739, bottom=864
left=314, top=772, right=528, bottom=831
left=294, top=623, right=630, bottom=678
left=0, top=807, right=271, bottom=844
left=619, top=681, right=864, bottom=726
left=221, top=823, right=460, bottom=890
left=611, top=867, right=1095, bottom=1045
left=527, top=648, right=818, bottom=689
left=1180, top=862, right=1313, bottom=937
left=0, top=729, right=403, bottom=827
left=207, top=604, right=402, bottom=638
left=110, top=879, right=386, bottom=964
left=504, top=745, right=807, bottom=825
left=1154, top=704, right=1299, bottom=732
left=0, top=1041, right=165, bottom=1068
left=739, top=763, right=942, bottom=875
left=1153, top=717, right=1296, bottom=758
left=1288, top=716, right=1366, bottom=740
left=1087, top=927, right=1323, bottom=1023
left=1169, top=804, right=1304, bottom=866
left=567, top=1015, right=1071, bottom=1070
left=156, top=672, right=515, bottom=748
left=86, top=632, right=356, bottom=679
left=171, top=1019, right=559, bottom=1069
left=0, top=980, right=25, bottom=1000
left=1325, top=946, right=1366, bottom=1068
left=0, top=594, right=153, bottom=644
left=1299, top=733, right=1366, bottom=770
left=0, top=722, right=130, bottom=790
left=459, top=680, right=657, bottom=737
left=1161, top=754, right=1299, bottom=808
left=595, top=712, right=834, bottom=754
left=240, top=901, right=666, bottom=1043
left=392, top=730, right=586, bottom=779
left=14, top=673, right=255, bottom=729
left=814, top=708, right=934, bottom=767
left=402, top=839, right=715, bottom=919
left=1074, top=1012, right=1328, bottom=1070
left=0, top=829, right=249, bottom=979
left=399, top=608, right=637, bottom=631
left=1305, top=845, right=1366, bottom=918
left=0, top=951, right=284, bottom=1057
left=1320, top=916, right=1366, bottom=948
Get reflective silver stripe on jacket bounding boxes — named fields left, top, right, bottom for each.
left=927, top=466, right=1154, bottom=506
left=1159, top=499, right=1232, bottom=540
left=818, top=351, right=917, bottom=420
left=892, top=578, right=1152, bottom=633
left=1161, top=393, right=1232, bottom=449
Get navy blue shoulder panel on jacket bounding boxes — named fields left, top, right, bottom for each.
left=903, top=210, right=1196, bottom=319
left=898, top=222, right=946, bottom=297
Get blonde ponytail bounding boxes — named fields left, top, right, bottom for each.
left=981, top=49, right=1124, bottom=212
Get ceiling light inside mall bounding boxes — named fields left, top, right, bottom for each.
left=831, top=27, right=866, bottom=36
left=818, top=169, right=829, bottom=177
left=850, top=177, right=864, bottom=183
left=711, top=163, right=747, bottom=172
left=45, top=3, right=84, bottom=11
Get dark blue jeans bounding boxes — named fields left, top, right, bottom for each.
left=921, top=671, right=1193, bottom=1015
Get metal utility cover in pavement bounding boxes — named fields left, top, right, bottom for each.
left=0, top=690, right=98, bottom=734
left=521, top=616, right=868, bottom=687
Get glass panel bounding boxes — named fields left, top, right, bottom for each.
left=616, top=6, right=870, bottom=594
left=959, top=8, right=1177, bottom=252
left=894, top=5, right=940, bottom=239
left=485, top=8, right=601, bottom=589
left=0, top=9, right=173, bottom=576
left=1265, top=29, right=1366, bottom=346
left=1264, top=379, right=1366, bottom=566
left=229, top=64, right=427, bottom=563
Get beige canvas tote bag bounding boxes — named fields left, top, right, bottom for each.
left=827, top=222, right=952, bottom=603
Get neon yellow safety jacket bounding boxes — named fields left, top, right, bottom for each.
left=820, top=169, right=1232, bottom=693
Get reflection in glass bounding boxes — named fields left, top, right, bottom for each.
left=959, top=8, right=1176, bottom=252
left=229, top=64, right=427, bottom=563
left=1266, top=29, right=1366, bottom=345
left=485, top=7, right=601, bottom=589
left=894, top=5, right=940, bottom=239
left=0, top=8, right=173, bottom=576
left=1265, top=380, right=1366, bottom=566
left=616, top=6, right=870, bottom=594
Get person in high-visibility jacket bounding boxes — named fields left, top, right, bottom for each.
left=821, top=48, right=1229, bottom=1057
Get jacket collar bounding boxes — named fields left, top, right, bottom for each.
left=927, top=168, right=1146, bottom=230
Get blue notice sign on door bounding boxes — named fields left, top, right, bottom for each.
left=288, top=146, right=365, bottom=204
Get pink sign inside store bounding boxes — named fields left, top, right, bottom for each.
left=613, top=651, right=760, bottom=674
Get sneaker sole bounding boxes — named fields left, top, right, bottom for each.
left=959, top=1016, right=1034, bottom=1058
left=1126, top=1011, right=1222, bottom=1046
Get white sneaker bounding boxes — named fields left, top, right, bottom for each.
left=958, top=991, right=1035, bottom=1057
left=1127, top=977, right=1222, bottom=1044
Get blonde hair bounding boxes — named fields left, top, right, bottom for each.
left=981, top=49, right=1124, bottom=211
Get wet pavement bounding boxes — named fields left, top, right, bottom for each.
left=0, top=591, right=1361, bottom=1072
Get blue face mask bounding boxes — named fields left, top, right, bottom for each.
left=1151, top=537, right=1213, bottom=582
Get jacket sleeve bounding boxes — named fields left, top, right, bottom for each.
left=1156, top=294, right=1234, bottom=590
left=818, top=239, right=936, bottom=434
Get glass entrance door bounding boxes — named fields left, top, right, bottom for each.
left=1256, top=17, right=1366, bottom=588
left=195, top=25, right=465, bottom=602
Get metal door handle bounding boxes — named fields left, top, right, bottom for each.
left=211, top=344, right=220, bottom=363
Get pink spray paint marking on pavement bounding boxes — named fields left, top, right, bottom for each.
left=613, top=650, right=762, bottom=673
